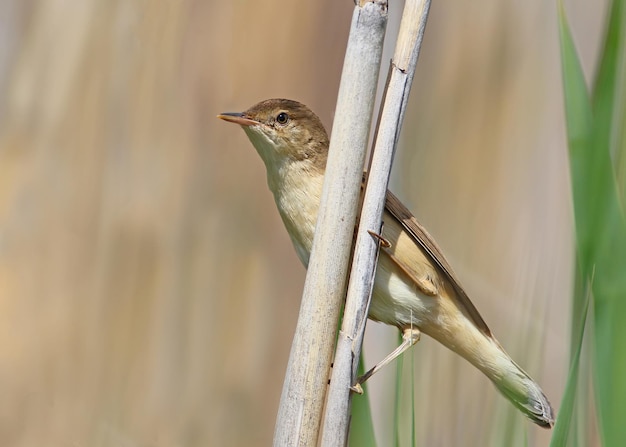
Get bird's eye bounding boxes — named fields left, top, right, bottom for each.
left=276, top=112, right=289, bottom=125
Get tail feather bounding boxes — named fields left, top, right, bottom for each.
left=436, top=320, right=555, bottom=428
left=492, top=357, right=554, bottom=428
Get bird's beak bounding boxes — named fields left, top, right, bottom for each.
left=217, top=112, right=259, bottom=127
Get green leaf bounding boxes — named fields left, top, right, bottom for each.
left=557, top=0, right=595, bottom=272
left=558, top=0, right=626, bottom=445
left=592, top=0, right=626, bottom=200
left=550, top=279, right=590, bottom=447
left=350, top=354, right=378, bottom=447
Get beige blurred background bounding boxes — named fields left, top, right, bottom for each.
left=0, top=0, right=606, bottom=446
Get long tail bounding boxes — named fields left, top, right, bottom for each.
left=490, top=350, right=554, bottom=428
left=457, top=332, right=554, bottom=427
left=424, top=315, right=555, bottom=428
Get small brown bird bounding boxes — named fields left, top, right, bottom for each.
left=218, top=98, right=554, bottom=428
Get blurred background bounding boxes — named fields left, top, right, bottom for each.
left=0, top=0, right=607, bottom=445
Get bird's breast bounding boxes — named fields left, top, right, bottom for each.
left=270, top=166, right=324, bottom=267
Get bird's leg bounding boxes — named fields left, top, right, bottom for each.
left=351, top=327, right=421, bottom=394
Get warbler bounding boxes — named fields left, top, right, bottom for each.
left=218, top=98, right=554, bottom=428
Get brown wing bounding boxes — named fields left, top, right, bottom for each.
left=384, top=191, right=492, bottom=338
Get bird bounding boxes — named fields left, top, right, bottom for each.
left=217, top=98, right=554, bottom=428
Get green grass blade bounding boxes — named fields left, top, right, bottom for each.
left=350, top=354, right=378, bottom=447
left=394, top=332, right=403, bottom=447
left=589, top=1, right=626, bottom=445
left=550, top=280, right=590, bottom=447
left=409, top=347, right=416, bottom=447
left=557, top=0, right=595, bottom=273
left=559, top=1, right=626, bottom=445
left=592, top=0, right=626, bottom=198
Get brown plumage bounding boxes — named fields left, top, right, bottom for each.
left=218, top=98, right=554, bottom=428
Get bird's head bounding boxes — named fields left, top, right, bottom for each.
left=218, top=99, right=329, bottom=173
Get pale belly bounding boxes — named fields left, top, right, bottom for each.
left=285, top=215, right=439, bottom=331
left=273, top=173, right=439, bottom=332
left=368, top=254, right=440, bottom=329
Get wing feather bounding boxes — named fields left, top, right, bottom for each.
left=384, top=191, right=492, bottom=338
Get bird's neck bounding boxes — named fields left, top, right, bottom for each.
left=266, top=159, right=324, bottom=267
left=245, top=128, right=327, bottom=265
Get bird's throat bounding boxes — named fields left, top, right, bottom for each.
left=268, top=161, right=324, bottom=267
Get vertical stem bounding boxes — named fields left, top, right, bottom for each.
left=273, top=2, right=387, bottom=446
left=321, top=1, right=431, bottom=445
